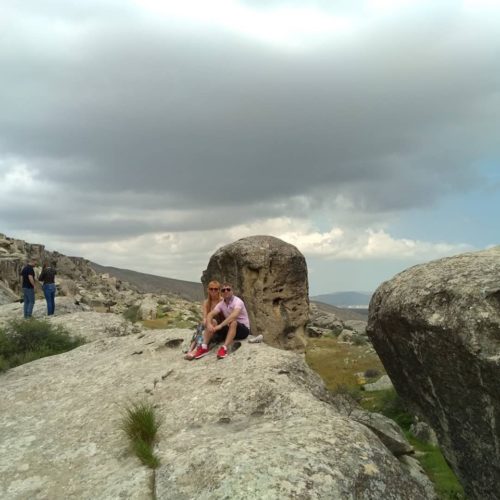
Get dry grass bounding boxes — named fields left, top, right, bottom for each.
left=142, top=313, right=196, bottom=330
left=305, top=336, right=385, bottom=391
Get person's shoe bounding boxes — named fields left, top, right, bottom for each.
left=248, top=334, right=263, bottom=344
left=217, top=345, right=228, bottom=359
left=194, top=345, right=209, bottom=359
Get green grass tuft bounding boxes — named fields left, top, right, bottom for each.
left=121, top=401, right=161, bottom=469
left=0, top=319, right=84, bottom=372
left=133, top=438, right=160, bottom=469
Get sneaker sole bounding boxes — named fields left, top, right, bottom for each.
left=194, top=351, right=209, bottom=359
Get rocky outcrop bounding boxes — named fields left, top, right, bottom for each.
left=0, top=234, right=191, bottom=317
left=0, top=281, right=17, bottom=306
left=1, top=322, right=432, bottom=499
left=367, top=246, right=500, bottom=500
left=137, top=294, right=158, bottom=321
left=202, top=236, right=309, bottom=350
left=308, top=303, right=344, bottom=335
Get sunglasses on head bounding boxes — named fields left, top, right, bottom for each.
left=221, top=287, right=231, bottom=292
left=208, top=287, right=219, bottom=291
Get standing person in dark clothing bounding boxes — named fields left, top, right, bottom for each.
left=39, top=260, right=57, bottom=316
left=20, top=257, right=36, bottom=318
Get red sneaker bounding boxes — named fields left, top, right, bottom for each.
left=194, top=345, right=209, bottom=359
left=217, top=345, right=228, bottom=359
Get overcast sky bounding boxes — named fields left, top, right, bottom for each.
left=1, top=0, right=499, bottom=295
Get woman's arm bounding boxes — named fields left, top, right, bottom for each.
left=202, top=299, right=209, bottom=325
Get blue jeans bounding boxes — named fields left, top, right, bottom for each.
left=42, top=283, right=56, bottom=315
left=23, top=288, right=35, bottom=318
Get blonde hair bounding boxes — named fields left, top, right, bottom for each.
left=207, top=280, right=222, bottom=311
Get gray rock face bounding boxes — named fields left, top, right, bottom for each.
left=202, top=236, right=309, bottom=350
left=367, top=246, right=500, bottom=500
left=0, top=281, right=17, bottom=306
left=1, top=321, right=431, bottom=499
left=351, top=410, right=414, bottom=457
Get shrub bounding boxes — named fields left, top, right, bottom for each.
left=364, top=368, right=381, bottom=379
left=123, top=305, right=140, bottom=323
left=353, top=335, right=367, bottom=346
left=121, top=401, right=161, bottom=469
left=0, top=319, right=84, bottom=372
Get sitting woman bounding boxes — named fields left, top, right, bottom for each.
left=184, top=280, right=223, bottom=360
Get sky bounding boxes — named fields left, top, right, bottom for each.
left=1, top=0, right=499, bottom=295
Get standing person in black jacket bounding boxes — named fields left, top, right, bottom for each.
left=20, top=257, right=37, bottom=318
left=39, top=260, right=57, bottom=316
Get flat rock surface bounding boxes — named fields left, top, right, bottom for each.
left=0, top=324, right=430, bottom=499
left=0, top=297, right=90, bottom=326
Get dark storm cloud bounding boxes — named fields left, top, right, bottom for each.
left=1, top=0, right=499, bottom=238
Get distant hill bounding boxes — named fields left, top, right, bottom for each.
left=90, top=263, right=204, bottom=302
left=90, top=263, right=371, bottom=316
left=311, top=301, right=368, bottom=321
left=311, top=291, right=372, bottom=308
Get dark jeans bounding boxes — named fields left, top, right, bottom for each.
left=23, top=288, right=35, bottom=318
left=42, top=283, right=56, bottom=315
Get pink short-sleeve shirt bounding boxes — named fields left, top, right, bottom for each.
left=213, top=295, right=250, bottom=329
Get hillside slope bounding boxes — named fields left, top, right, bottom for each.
left=311, top=291, right=372, bottom=307
left=90, top=263, right=204, bottom=301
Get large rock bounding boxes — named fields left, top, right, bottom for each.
left=367, top=246, right=500, bottom=500
left=202, top=236, right=309, bottom=350
left=1, top=326, right=432, bottom=499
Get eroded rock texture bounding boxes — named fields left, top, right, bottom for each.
left=367, top=246, right=500, bottom=499
left=202, top=236, right=309, bottom=350
left=1, top=323, right=433, bottom=499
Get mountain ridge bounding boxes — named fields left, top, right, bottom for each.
left=311, top=291, right=372, bottom=307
